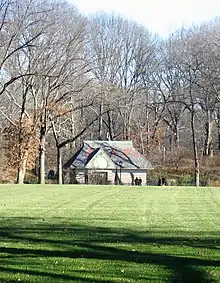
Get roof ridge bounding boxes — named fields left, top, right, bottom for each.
left=84, top=140, right=133, bottom=143
left=65, top=140, right=153, bottom=170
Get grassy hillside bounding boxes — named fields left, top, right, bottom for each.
left=0, top=185, right=220, bottom=282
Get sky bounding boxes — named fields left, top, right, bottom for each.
left=68, top=0, right=220, bottom=37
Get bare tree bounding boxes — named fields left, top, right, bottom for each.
left=25, top=1, right=89, bottom=184
left=0, top=0, right=54, bottom=183
left=51, top=109, right=100, bottom=184
left=0, top=0, right=44, bottom=97
left=87, top=13, right=156, bottom=141
left=0, top=0, right=90, bottom=184
left=172, top=29, right=203, bottom=186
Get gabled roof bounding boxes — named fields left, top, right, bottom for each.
left=85, top=147, right=116, bottom=169
left=63, top=140, right=153, bottom=170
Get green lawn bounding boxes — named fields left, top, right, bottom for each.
left=0, top=185, right=220, bottom=282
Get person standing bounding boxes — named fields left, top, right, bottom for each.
left=138, top=178, right=142, bottom=186
left=134, top=177, right=139, bottom=186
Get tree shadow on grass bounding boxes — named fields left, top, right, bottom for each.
left=0, top=265, right=116, bottom=283
left=0, top=217, right=219, bottom=282
left=0, top=245, right=216, bottom=282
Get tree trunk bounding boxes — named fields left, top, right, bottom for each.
left=174, top=124, right=180, bottom=149
left=70, top=111, right=76, bottom=150
left=17, top=159, right=27, bottom=184
left=218, top=131, right=220, bottom=151
left=106, top=110, right=114, bottom=140
left=17, top=128, right=30, bottom=184
left=203, top=110, right=213, bottom=156
left=191, top=109, right=200, bottom=187
left=145, top=103, right=150, bottom=156
left=39, top=126, right=46, bottom=184
left=57, top=146, right=63, bottom=185
left=217, top=107, right=220, bottom=150
left=98, top=100, right=103, bottom=140
left=124, top=127, right=129, bottom=140
left=17, top=150, right=28, bottom=184
left=17, top=167, right=25, bottom=184
left=140, top=131, right=145, bottom=155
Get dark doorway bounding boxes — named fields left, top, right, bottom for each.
left=88, top=172, right=108, bottom=185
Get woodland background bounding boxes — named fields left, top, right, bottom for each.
left=1, top=0, right=220, bottom=186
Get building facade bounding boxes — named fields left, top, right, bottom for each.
left=63, top=141, right=153, bottom=185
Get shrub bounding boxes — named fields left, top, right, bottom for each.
left=178, top=174, right=194, bottom=186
